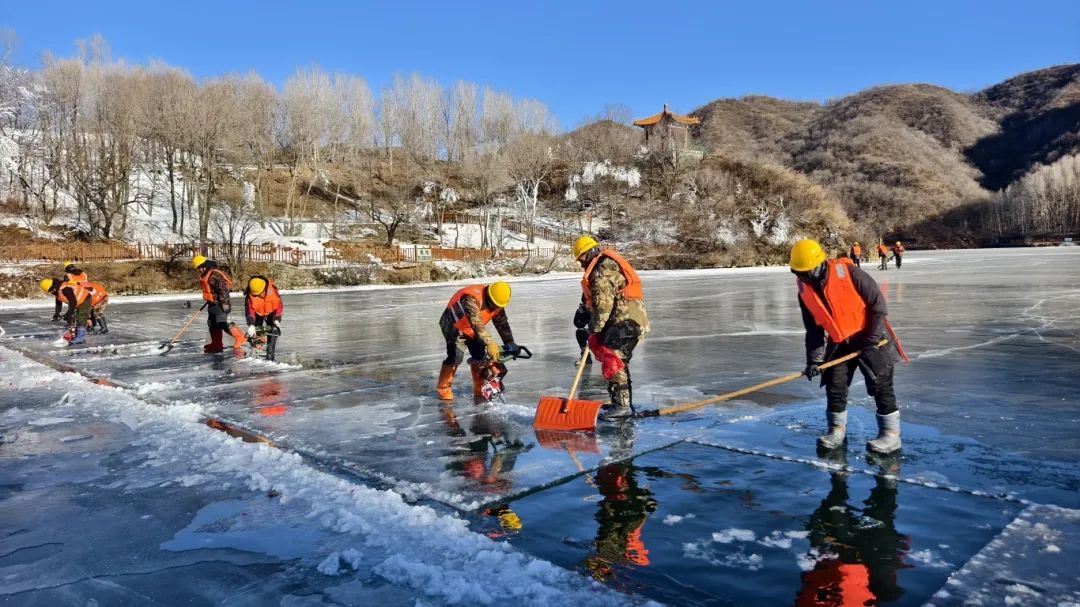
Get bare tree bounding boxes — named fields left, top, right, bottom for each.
left=502, top=133, right=558, bottom=244
left=137, top=64, right=196, bottom=233
left=369, top=183, right=417, bottom=246
left=451, top=81, right=479, bottom=162
left=209, top=184, right=259, bottom=277
left=481, top=87, right=515, bottom=152
left=281, top=66, right=336, bottom=234
left=232, top=72, right=278, bottom=220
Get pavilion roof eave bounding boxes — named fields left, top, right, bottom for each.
left=633, top=110, right=700, bottom=127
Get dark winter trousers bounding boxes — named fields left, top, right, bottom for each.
left=823, top=342, right=898, bottom=416
left=599, top=320, right=644, bottom=404
left=894, top=254, right=902, bottom=269
left=878, top=255, right=888, bottom=270
left=66, top=300, right=92, bottom=328
left=573, top=305, right=590, bottom=352
left=206, top=303, right=233, bottom=333
left=440, top=310, right=486, bottom=366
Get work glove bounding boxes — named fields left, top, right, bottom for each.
left=573, top=304, right=590, bottom=329
left=246, top=325, right=257, bottom=338
left=220, top=303, right=231, bottom=314
left=272, top=319, right=281, bottom=328
left=485, top=341, right=501, bottom=362
left=503, top=343, right=521, bottom=357
left=804, top=362, right=822, bottom=380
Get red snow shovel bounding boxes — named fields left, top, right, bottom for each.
left=159, top=302, right=207, bottom=353
left=533, top=348, right=604, bottom=432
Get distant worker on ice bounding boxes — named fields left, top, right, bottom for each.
left=573, top=298, right=592, bottom=366
left=892, top=241, right=905, bottom=269
left=876, top=242, right=890, bottom=271
left=573, top=236, right=650, bottom=419
left=244, top=276, right=283, bottom=360
left=789, top=239, right=908, bottom=454
left=39, top=277, right=92, bottom=346
left=436, top=282, right=520, bottom=400
left=193, top=255, right=247, bottom=353
left=63, top=261, right=88, bottom=283
left=849, top=242, right=862, bottom=267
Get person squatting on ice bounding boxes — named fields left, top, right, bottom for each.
left=39, top=277, right=93, bottom=346
left=573, top=235, right=650, bottom=419
left=193, top=255, right=247, bottom=353
left=789, top=238, right=908, bottom=454
left=244, top=276, right=283, bottom=360
left=436, top=282, right=520, bottom=400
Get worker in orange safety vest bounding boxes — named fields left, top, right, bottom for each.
left=436, top=282, right=520, bottom=400
left=193, top=255, right=246, bottom=353
left=572, top=235, right=650, bottom=419
left=790, top=239, right=908, bottom=454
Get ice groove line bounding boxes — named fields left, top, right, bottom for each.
left=684, top=438, right=1037, bottom=507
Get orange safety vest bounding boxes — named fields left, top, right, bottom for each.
left=581, top=250, right=644, bottom=310
left=877, top=244, right=888, bottom=256
left=893, top=244, right=905, bottom=254
left=798, top=258, right=868, bottom=344
left=447, top=285, right=501, bottom=338
left=249, top=280, right=282, bottom=317
left=851, top=244, right=862, bottom=257
left=796, top=561, right=875, bottom=607
left=84, top=281, right=108, bottom=306
left=61, top=280, right=92, bottom=306
left=200, top=268, right=232, bottom=302
left=65, top=270, right=88, bottom=283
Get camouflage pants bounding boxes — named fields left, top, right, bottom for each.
left=440, top=310, right=486, bottom=366
left=601, top=320, right=644, bottom=408
left=91, top=299, right=109, bottom=323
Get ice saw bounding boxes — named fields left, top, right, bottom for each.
left=477, top=345, right=532, bottom=403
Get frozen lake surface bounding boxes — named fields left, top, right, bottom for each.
left=1, top=247, right=1078, bottom=605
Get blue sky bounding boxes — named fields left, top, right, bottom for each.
left=4, top=0, right=1078, bottom=128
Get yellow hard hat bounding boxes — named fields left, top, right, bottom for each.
left=853, top=241, right=859, bottom=245
left=572, top=235, right=599, bottom=259
left=192, top=255, right=208, bottom=269
left=63, top=261, right=74, bottom=269
left=39, top=278, right=54, bottom=292
left=487, top=281, right=511, bottom=308
left=498, top=510, right=522, bottom=531
left=895, top=241, right=901, bottom=246
left=790, top=239, right=828, bottom=272
left=248, top=277, right=267, bottom=295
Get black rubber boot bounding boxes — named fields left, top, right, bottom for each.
left=600, top=382, right=633, bottom=420
left=97, top=317, right=109, bottom=335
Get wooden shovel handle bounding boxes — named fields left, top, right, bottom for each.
left=164, top=302, right=207, bottom=346
left=566, top=347, right=592, bottom=402
left=653, top=339, right=888, bottom=418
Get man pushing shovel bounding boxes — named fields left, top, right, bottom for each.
left=789, top=239, right=908, bottom=454
left=572, top=236, right=650, bottom=419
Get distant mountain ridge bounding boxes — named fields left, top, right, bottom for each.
left=683, top=63, right=1080, bottom=238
